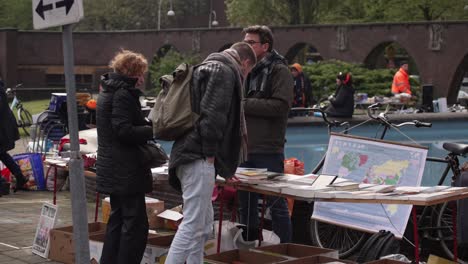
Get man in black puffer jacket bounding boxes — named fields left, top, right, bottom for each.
left=96, top=50, right=153, bottom=264
left=166, top=43, right=256, bottom=264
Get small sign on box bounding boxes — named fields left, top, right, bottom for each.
left=157, top=209, right=183, bottom=230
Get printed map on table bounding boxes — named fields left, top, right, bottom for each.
left=312, top=133, right=428, bottom=237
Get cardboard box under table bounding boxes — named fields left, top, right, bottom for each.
left=255, top=243, right=338, bottom=259
left=89, top=232, right=174, bottom=264
left=102, top=196, right=165, bottom=229
left=48, top=222, right=107, bottom=264
left=280, top=256, right=356, bottom=264
left=204, top=249, right=289, bottom=264
left=364, top=259, right=408, bottom=264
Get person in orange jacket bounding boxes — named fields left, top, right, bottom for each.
left=391, top=61, right=411, bottom=95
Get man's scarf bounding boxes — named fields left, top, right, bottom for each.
left=218, top=48, right=249, bottom=163
left=246, top=50, right=287, bottom=97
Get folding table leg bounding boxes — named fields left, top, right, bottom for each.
left=452, top=202, right=458, bottom=262
left=258, top=195, right=266, bottom=247
left=53, top=166, right=57, bottom=205
left=46, top=165, right=58, bottom=205
left=216, top=186, right=224, bottom=254
left=94, top=192, right=100, bottom=222
left=412, top=207, right=420, bottom=263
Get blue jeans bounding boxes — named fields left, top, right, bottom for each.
left=238, top=153, right=292, bottom=243
left=166, top=159, right=215, bottom=264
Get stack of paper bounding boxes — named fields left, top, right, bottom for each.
left=360, top=184, right=396, bottom=193
left=326, top=181, right=360, bottom=191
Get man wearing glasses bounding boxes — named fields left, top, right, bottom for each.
left=239, top=25, right=293, bottom=243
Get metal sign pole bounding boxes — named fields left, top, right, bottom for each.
left=62, top=24, right=90, bottom=263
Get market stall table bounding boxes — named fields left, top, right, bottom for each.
left=215, top=180, right=468, bottom=263
left=44, top=158, right=100, bottom=221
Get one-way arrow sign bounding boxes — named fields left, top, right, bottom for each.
left=35, top=0, right=53, bottom=20
left=33, top=0, right=83, bottom=30
left=55, top=0, right=75, bottom=15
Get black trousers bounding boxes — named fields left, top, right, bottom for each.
left=291, top=200, right=314, bottom=245
left=0, top=151, right=23, bottom=180
left=100, top=193, right=148, bottom=264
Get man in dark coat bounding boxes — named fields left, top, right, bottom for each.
left=96, top=50, right=153, bottom=264
left=0, top=77, right=27, bottom=191
left=325, top=72, right=355, bottom=118
left=239, top=25, right=293, bottom=243
left=166, top=42, right=256, bottom=264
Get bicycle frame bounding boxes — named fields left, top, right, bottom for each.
left=10, top=95, right=19, bottom=110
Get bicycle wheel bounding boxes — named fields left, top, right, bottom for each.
left=311, top=219, right=369, bottom=258
left=437, top=201, right=468, bottom=264
left=18, top=108, right=33, bottom=136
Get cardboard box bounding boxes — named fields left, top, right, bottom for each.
left=427, top=255, right=458, bottom=264
left=256, top=243, right=339, bottom=259
left=142, top=234, right=174, bottom=264
left=89, top=233, right=105, bottom=263
left=89, top=232, right=173, bottom=264
left=365, top=259, right=409, bottom=264
left=280, top=256, right=356, bottom=264
left=102, top=197, right=165, bottom=229
left=48, top=222, right=107, bottom=264
left=157, top=208, right=183, bottom=230
left=204, top=249, right=288, bottom=264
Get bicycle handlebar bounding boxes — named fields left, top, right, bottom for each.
left=310, top=107, right=350, bottom=129
left=365, top=103, right=432, bottom=129
left=366, top=103, right=382, bottom=120
left=6, top=83, right=23, bottom=94
left=413, top=120, right=432, bottom=128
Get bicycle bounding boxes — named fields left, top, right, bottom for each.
left=309, top=104, right=468, bottom=263
left=6, top=84, right=33, bottom=136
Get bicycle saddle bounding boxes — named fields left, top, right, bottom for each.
left=443, top=142, right=468, bottom=156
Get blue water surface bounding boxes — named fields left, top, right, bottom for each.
left=160, top=120, right=468, bottom=186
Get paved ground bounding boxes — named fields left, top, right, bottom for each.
left=0, top=138, right=98, bottom=264
left=0, top=191, right=98, bottom=264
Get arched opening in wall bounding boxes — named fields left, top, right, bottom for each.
left=448, top=53, right=468, bottom=104
left=364, top=42, right=421, bottom=99
left=218, top=43, right=233, bottom=52
left=147, top=44, right=201, bottom=96
left=156, top=44, right=179, bottom=58
left=285, top=43, right=322, bottom=65
left=364, top=42, right=418, bottom=74
left=148, top=44, right=179, bottom=95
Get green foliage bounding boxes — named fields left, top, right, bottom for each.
left=147, top=49, right=201, bottom=96
left=0, top=0, right=32, bottom=29
left=226, top=0, right=468, bottom=26
left=76, top=0, right=209, bottom=31
left=303, top=60, right=421, bottom=100
left=2, top=0, right=468, bottom=30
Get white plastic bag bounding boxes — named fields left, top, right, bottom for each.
left=205, top=221, right=280, bottom=255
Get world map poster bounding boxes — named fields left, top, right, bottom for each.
left=312, top=133, right=428, bottom=237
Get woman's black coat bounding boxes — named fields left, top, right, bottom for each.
left=325, top=84, right=355, bottom=118
left=96, top=73, right=153, bottom=195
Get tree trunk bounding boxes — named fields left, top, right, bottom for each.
left=288, top=0, right=301, bottom=25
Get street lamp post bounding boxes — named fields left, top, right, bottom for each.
left=158, top=0, right=175, bottom=30
left=209, top=10, right=218, bottom=28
